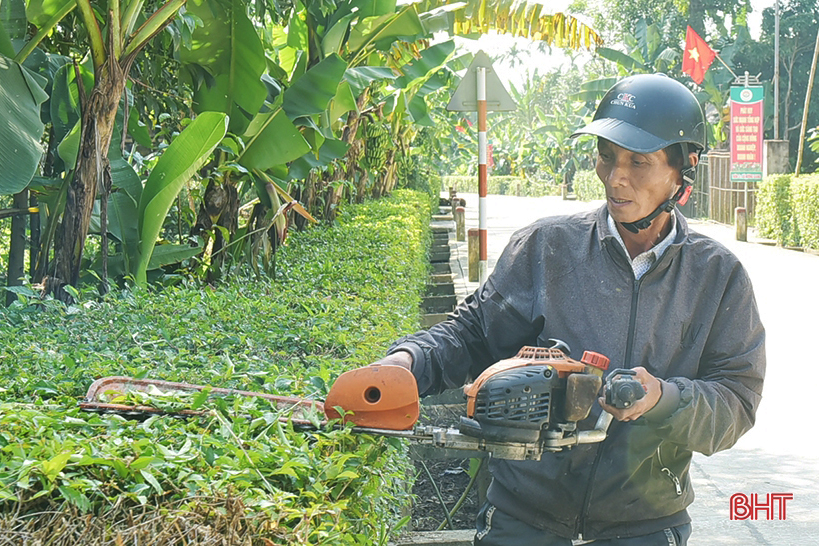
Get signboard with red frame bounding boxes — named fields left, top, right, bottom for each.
left=729, top=86, right=764, bottom=183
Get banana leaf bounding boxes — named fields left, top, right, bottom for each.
left=135, top=112, right=228, bottom=286
left=596, top=47, right=644, bottom=71
left=0, top=54, right=48, bottom=195
left=282, top=53, right=348, bottom=120
left=239, top=109, right=311, bottom=171
left=181, top=0, right=267, bottom=134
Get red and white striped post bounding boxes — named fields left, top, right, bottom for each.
left=476, top=67, right=488, bottom=283
left=446, top=51, right=515, bottom=284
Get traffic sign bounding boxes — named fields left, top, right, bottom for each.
left=446, top=51, right=516, bottom=112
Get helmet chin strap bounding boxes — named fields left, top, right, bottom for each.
left=620, top=144, right=696, bottom=234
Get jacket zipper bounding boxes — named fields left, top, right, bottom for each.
left=656, top=446, right=683, bottom=496
left=576, top=272, right=643, bottom=539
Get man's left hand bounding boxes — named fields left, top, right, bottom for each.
left=599, top=367, right=662, bottom=422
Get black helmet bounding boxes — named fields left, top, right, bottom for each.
left=572, top=73, right=706, bottom=154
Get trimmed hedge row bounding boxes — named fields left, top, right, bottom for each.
left=0, top=190, right=432, bottom=544
left=572, top=170, right=606, bottom=202
left=756, top=173, right=819, bottom=249
left=443, top=175, right=562, bottom=197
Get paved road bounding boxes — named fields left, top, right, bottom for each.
left=444, top=193, right=819, bottom=545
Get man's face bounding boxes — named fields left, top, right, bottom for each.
left=595, top=139, right=681, bottom=226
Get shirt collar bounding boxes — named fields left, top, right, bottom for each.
left=606, top=212, right=677, bottom=278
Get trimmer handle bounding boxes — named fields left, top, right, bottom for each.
left=604, top=369, right=646, bottom=409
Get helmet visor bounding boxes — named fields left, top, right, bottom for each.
left=571, top=118, right=671, bottom=154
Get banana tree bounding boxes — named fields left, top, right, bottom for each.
left=10, top=0, right=190, bottom=296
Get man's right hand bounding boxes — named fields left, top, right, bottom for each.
left=370, top=350, right=413, bottom=371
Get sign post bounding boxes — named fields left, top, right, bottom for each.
left=729, top=76, right=764, bottom=207
left=447, top=51, right=515, bottom=284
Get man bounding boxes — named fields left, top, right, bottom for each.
left=374, top=74, right=765, bottom=545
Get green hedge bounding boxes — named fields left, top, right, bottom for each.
left=0, top=190, right=431, bottom=544
left=572, top=170, right=607, bottom=202
left=793, top=176, right=819, bottom=249
left=756, top=173, right=819, bottom=249
left=443, top=175, right=561, bottom=197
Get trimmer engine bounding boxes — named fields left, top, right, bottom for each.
left=457, top=345, right=612, bottom=454
left=460, top=365, right=560, bottom=444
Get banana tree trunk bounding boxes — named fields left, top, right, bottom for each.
left=51, top=63, right=126, bottom=295
left=373, top=149, right=396, bottom=198
left=6, top=190, right=28, bottom=307
left=325, top=90, right=371, bottom=219
left=207, top=184, right=238, bottom=283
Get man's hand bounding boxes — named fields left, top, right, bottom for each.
left=599, top=366, right=661, bottom=422
left=370, top=350, right=413, bottom=371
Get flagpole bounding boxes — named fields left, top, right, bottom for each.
left=714, top=52, right=738, bottom=80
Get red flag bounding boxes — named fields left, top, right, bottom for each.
left=682, top=26, right=716, bottom=84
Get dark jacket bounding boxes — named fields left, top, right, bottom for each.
left=389, top=205, right=765, bottom=540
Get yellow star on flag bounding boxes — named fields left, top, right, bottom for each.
left=688, top=47, right=700, bottom=62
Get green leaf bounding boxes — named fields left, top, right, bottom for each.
left=130, top=456, right=156, bottom=472
left=135, top=112, right=228, bottom=286
left=289, top=138, right=350, bottom=180
left=286, top=5, right=308, bottom=50
left=330, top=80, right=357, bottom=123
left=334, top=470, right=359, bottom=480
left=1, top=0, right=27, bottom=46
left=407, top=94, right=433, bottom=126
left=127, top=106, right=152, bottom=149
left=393, top=40, right=455, bottom=89
left=283, top=53, right=348, bottom=120
left=569, top=77, right=618, bottom=102
left=0, top=54, right=47, bottom=195
left=41, top=452, right=72, bottom=481
left=0, top=24, right=13, bottom=58
left=596, top=47, right=644, bottom=71
left=344, top=66, right=396, bottom=96
left=58, top=485, right=91, bottom=512
left=146, top=242, right=203, bottom=269
left=56, top=120, right=80, bottom=169
left=190, top=386, right=212, bottom=410
left=347, top=5, right=425, bottom=56
left=322, top=12, right=356, bottom=57
left=353, top=0, right=397, bottom=18
left=181, top=0, right=267, bottom=134
left=239, top=109, right=310, bottom=171
left=140, top=469, right=164, bottom=494
left=49, top=62, right=92, bottom=146
left=25, top=0, right=76, bottom=28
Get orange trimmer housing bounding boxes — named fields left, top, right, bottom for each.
left=464, top=346, right=610, bottom=417
left=324, top=365, right=420, bottom=430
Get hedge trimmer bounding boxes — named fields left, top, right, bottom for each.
left=80, top=345, right=643, bottom=461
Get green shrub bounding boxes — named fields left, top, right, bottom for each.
left=756, top=174, right=798, bottom=246
left=755, top=173, right=819, bottom=250
left=792, top=174, right=819, bottom=250
left=443, top=175, right=561, bottom=197
left=573, top=170, right=607, bottom=202
left=0, top=190, right=431, bottom=544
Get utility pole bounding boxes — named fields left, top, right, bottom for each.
left=774, top=0, right=780, bottom=140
